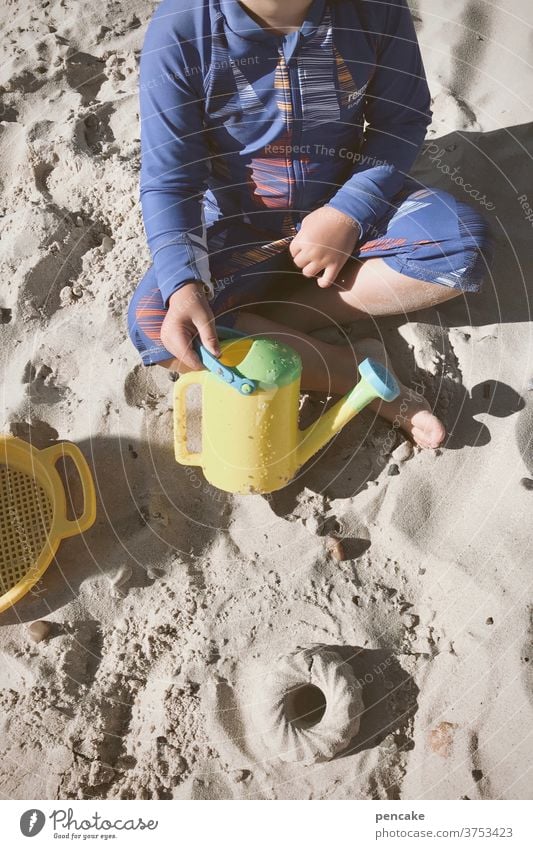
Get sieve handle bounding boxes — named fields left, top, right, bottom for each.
left=40, top=442, right=97, bottom=539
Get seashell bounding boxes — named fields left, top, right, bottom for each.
left=59, top=286, right=75, bottom=304
left=429, top=721, right=457, bottom=758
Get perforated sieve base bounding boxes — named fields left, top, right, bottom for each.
left=0, top=465, right=54, bottom=594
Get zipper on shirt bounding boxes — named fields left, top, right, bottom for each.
left=277, top=44, right=304, bottom=214
left=287, top=57, right=304, bottom=213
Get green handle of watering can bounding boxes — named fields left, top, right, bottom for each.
left=193, top=324, right=258, bottom=395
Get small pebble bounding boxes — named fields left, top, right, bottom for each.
left=520, top=478, right=533, bottom=490
left=326, top=536, right=345, bottom=561
left=232, top=769, right=251, bottom=783
left=29, top=620, right=52, bottom=642
left=388, top=463, right=400, bottom=476
left=71, top=285, right=83, bottom=299
left=184, top=599, right=197, bottom=616
left=392, top=441, right=413, bottom=464
left=88, top=761, right=115, bottom=786
left=402, top=613, right=419, bottom=631
left=486, top=617, right=494, bottom=625
left=100, top=235, right=114, bottom=253
left=59, top=285, right=74, bottom=304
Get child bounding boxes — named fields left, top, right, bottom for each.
left=128, top=0, right=493, bottom=448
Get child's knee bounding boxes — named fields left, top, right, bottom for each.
left=127, top=270, right=172, bottom=365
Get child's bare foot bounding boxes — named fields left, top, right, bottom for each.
left=372, top=382, right=446, bottom=450
left=354, top=338, right=446, bottom=449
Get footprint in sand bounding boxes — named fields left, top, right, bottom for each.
left=76, top=103, right=116, bottom=156
left=58, top=620, right=104, bottom=698
left=22, top=361, right=67, bottom=404
left=17, top=211, right=99, bottom=319
left=0, top=104, right=18, bottom=122
left=123, top=364, right=167, bottom=410
left=64, top=51, right=107, bottom=105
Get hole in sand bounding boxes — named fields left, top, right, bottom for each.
left=284, top=684, right=327, bottom=729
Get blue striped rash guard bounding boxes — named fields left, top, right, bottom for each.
left=139, top=0, right=433, bottom=306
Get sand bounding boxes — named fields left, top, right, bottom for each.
left=0, top=0, right=532, bottom=800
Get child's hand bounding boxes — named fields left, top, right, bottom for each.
left=160, top=281, right=220, bottom=371
left=289, top=206, right=361, bottom=288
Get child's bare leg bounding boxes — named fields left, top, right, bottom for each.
left=230, top=311, right=445, bottom=449
left=255, top=256, right=460, bottom=333
left=157, top=312, right=358, bottom=392
left=160, top=314, right=443, bottom=448
left=159, top=257, right=453, bottom=447
left=231, top=255, right=456, bottom=447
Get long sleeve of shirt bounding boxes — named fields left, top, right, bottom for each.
left=139, top=14, right=211, bottom=308
left=138, top=0, right=433, bottom=305
left=326, top=0, right=433, bottom=238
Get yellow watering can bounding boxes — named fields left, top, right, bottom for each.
left=173, top=327, right=400, bottom=494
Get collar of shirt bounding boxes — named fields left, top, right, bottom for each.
left=219, top=0, right=327, bottom=45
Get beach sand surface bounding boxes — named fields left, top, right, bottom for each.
left=0, top=0, right=532, bottom=800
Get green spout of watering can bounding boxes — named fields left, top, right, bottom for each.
left=296, top=357, right=400, bottom=468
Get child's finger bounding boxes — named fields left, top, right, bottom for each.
left=301, top=260, right=325, bottom=278
left=289, top=239, right=302, bottom=258
left=291, top=249, right=308, bottom=269
left=316, top=263, right=341, bottom=288
left=170, top=326, right=204, bottom=371
left=195, top=312, right=221, bottom=357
